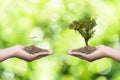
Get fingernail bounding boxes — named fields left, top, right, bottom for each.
left=48, top=50, right=53, bottom=54
left=67, top=50, right=72, bottom=54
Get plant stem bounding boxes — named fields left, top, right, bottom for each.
left=31, top=36, right=37, bottom=46
left=84, top=38, right=88, bottom=46
left=33, top=38, right=34, bottom=45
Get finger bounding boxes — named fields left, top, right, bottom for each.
left=32, top=52, right=50, bottom=60
left=67, top=50, right=72, bottom=54
left=72, top=54, right=91, bottom=61
left=34, top=51, right=52, bottom=55
left=72, top=52, right=88, bottom=58
left=24, top=50, right=53, bottom=61
left=33, top=54, right=49, bottom=60
left=71, top=54, right=86, bottom=59
left=34, top=50, right=53, bottom=59
left=68, top=51, right=89, bottom=60
left=32, top=50, right=53, bottom=55
left=67, top=50, right=88, bottom=59
left=48, top=50, right=53, bottom=54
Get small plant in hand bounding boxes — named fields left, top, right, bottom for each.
left=69, top=16, right=97, bottom=54
left=24, top=36, right=48, bottom=54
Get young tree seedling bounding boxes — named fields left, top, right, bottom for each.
left=24, top=36, right=48, bottom=54
left=30, top=36, right=37, bottom=46
left=69, top=16, right=97, bottom=54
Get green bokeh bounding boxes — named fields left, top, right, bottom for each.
left=0, top=0, right=120, bottom=80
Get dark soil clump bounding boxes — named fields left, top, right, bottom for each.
left=24, top=45, right=48, bottom=54
left=72, top=46, right=96, bottom=54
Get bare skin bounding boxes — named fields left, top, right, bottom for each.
left=0, top=45, right=53, bottom=62
left=67, top=45, right=120, bottom=62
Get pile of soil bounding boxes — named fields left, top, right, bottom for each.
left=72, top=46, right=96, bottom=54
left=24, top=45, right=48, bottom=54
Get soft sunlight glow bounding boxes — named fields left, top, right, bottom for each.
left=96, top=76, right=107, bottom=80
left=97, top=60, right=112, bottom=75
left=46, top=0, right=61, bottom=10
left=30, top=28, right=43, bottom=42
left=38, top=41, right=50, bottom=49
left=30, top=0, right=38, bottom=3
left=36, top=59, right=54, bottom=80
left=2, top=71, right=14, bottom=80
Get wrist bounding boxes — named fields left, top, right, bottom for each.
left=7, top=47, right=17, bottom=58
left=99, top=46, right=110, bottom=57
left=5, top=46, right=20, bottom=58
left=10, top=46, right=21, bottom=57
left=102, top=46, right=112, bottom=58
left=0, top=47, right=17, bottom=62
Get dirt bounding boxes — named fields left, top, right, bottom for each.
left=72, top=46, right=96, bottom=54
left=24, top=45, right=48, bottom=54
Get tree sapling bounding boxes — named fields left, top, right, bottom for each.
left=69, top=16, right=97, bottom=54
left=24, top=36, right=48, bottom=54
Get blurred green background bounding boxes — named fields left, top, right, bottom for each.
left=0, top=0, right=120, bottom=80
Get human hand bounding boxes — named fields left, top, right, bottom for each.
left=67, top=45, right=115, bottom=62
left=0, top=45, right=53, bottom=62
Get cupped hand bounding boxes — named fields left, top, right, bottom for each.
left=67, top=45, right=107, bottom=62
left=13, top=45, right=53, bottom=62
